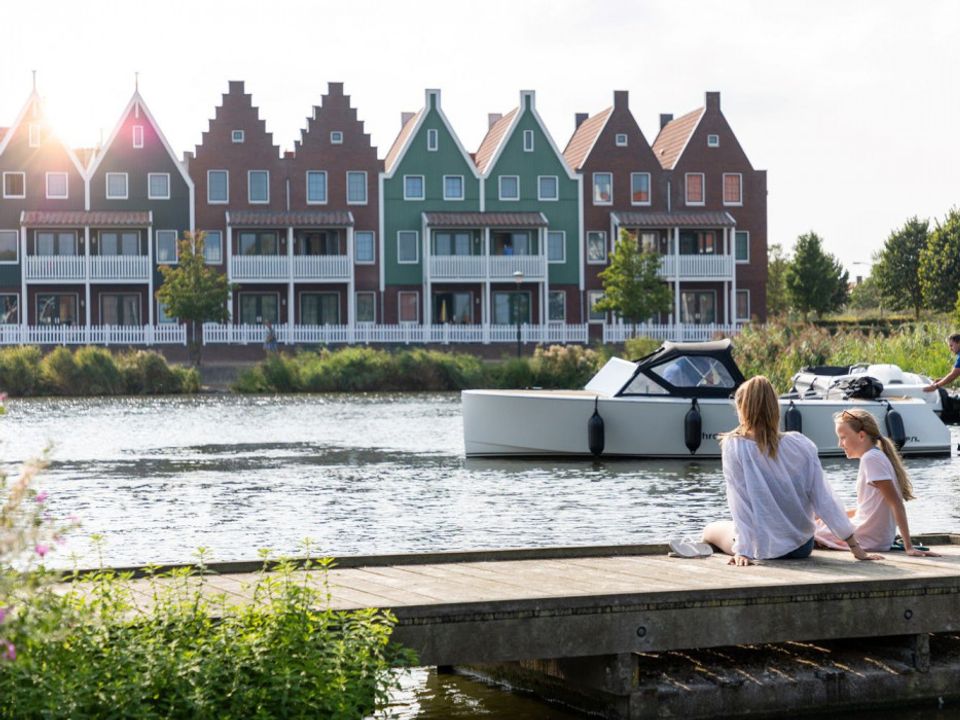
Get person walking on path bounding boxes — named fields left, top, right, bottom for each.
left=263, top=321, right=279, bottom=353
left=923, top=333, right=960, bottom=393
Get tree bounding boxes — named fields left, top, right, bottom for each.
left=155, top=232, right=232, bottom=368
left=919, top=208, right=960, bottom=312
left=766, top=243, right=790, bottom=317
left=594, top=229, right=672, bottom=328
left=872, top=216, right=928, bottom=319
left=784, top=232, right=849, bottom=320
left=847, top=275, right=882, bottom=312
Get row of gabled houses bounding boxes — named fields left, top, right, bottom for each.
left=0, top=80, right=767, bottom=345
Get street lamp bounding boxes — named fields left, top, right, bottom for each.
left=513, top=269, right=524, bottom=358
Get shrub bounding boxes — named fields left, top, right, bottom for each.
left=73, top=346, right=124, bottom=395
left=529, top=344, right=602, bottom=388
left=0, top=346, right=43, bottom=396
left=39, top=345, right=80, bottom=395
left=116, top=350, right=200, bottom=394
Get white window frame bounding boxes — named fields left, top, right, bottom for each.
left=548, top=290, right=566, bottom=323
left=707, top=134, right=720, bottom=147
left=592, top=172, right=613, bottom=205
left=354, top=230, right=375, bottom=264
left=28, top=124, right=41, bottom=147
left=232, top=129, right=245, bottom=143
left=202, top=230, right=223, bottom=264
left=630, top=172, right=651, bottom=206
left=330, top=131, right=343, bottom=144
left=615, top=133, right=628, bottom=147
left=403, top=175, right=425, bottom=201
left=537, top=175, right=559, bottom=201
left=498, top=175, right=520, bottom=201
left=99, top=293, right=142, bottom=326
left=685, top=172, right=705, bottom=206
left=736, top=289, right=751, bottom=322
left=735, top=230, right=750, bottom=264
left=133, top=125, right=144, bottom=148
left=355, top=291, right=376, bottom=323
left=305, top=170, right=328, bottom=205
left=207, top=169, right=228, bottom=204
left=680, top=289, right=718, bottom=324
left=442, top=175, right=464, bottom=201
left=587, top=290, right=605, bottom=323
left=2, top=172, right=26, bottom=199
left=397, top=230, right=419, bottom=264
left=346, top=171, right=368, bottom=205
left=523, top=129, right=534, bottom=152
left=0, top=230, right=19, bottom=264
left=156, top=229, right=179, bottom=264
left=427, top=128, right=438, bottom=151
left=157, top=300, right=177, bottom=324
left=105, top=172, right=128, bottom=200
left=0, top=293, right=20, bottom=323
left=723, top=172, right=743, bottom=206
left=397, top=290, right=419, bottom=324
left=45, top=172, right=69, bottom=200
left=586, top=231, right=607, bottom=264
left=148, top=172, right=171, bottom=200
left=248, top=170, right=269, bottom=204
left=547, top=230, right=565, bottom=264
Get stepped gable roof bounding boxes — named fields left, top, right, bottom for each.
left=293, top=82, right=376, bottom=159
left=652, top=107, right=704, bottom=170
left=195, top=80, right=281, bottom=160
left=562, top=107, right=612, bottom=171
left=474, top=108, right=518, bottom=174
left=383, top=109, right=422, bottom=173
left=21, top=210, right=150, bottom=226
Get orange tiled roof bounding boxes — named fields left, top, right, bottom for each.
left=562, top=107, right=612, bottom=170
left=652, top=107, right=704, bottom=170
left=384, top=110, right=423, bottom=173
left=423, top=211, right=547, bottom=228
left=228, top=210, right=354, bottom=227
left=21, top=210, right=150, bottom=226
left=474, top=108, right=518, bottom=174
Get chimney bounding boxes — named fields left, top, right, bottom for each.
left=659, top=113, right=673, bottom=130
left=182, top=150, right=193, bottom=170
left=613, top=90, right=628, bottom=108
left=488, top=113, right=503, bottom=129
left=401, top=111, right=415, bottom=128
left=705, top=91, right=720, bottom=111
left=574, top=113, right=588, bottom=129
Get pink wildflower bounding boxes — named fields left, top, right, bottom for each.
left=35, top=490, right=48, bottom=504
left=35, top=544, right=49, bottom=558
left=2, top=641, right=15, bottom=662
left=0, top=607, right=5, bottom=624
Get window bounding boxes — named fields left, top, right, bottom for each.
left=398, top=291, right=419, bottom=323
left=133, top=125, right=144, bottom=148
left=232, top=130, right=245, bottom=143
left=346, top=171, right=367, bottom=204
left=330, top=131, right=343, bottom=144
left=0, top=231, right=18, bottom=263
left=207, top=170, right=228, bottom=203
left=355, top=231, right=375, bottom=263
left=37, top=232, right=76, bottom=256
left=685, top=173, right=704, bottom=205
left=29, top=124, right=41, bottom=147
left=615, top=133, right=628, bottom=147
left=3, top=172, right=25, bottom=199
left=652, top=356, right=736, bottom=390
left=493, top=291, right=530, bottom=324
left=707, top=134, right=720, bottom=147
left=443, top=175, right=464, bottom=201
left=547, top=230, right=565, bottom=263
left=296, top=230, right=341, bottom=256
left=248, top=170, right=269, bottom=203
left=730, top=231, right=748, bottom=264
left=356, top=292, right=375, bottom=323
left=46, top=172, right=68, bottom=199
left=679, top=230, right=717, bottom=255
left=523, top=130, right=534, bottom=152
left=630, top=173, right=651, bottom=205
left=238, top=232, right=278, bottom=256
left=586, top=231, right=607, bottom=264
left=157, top=301, right=177, bottom=324
left=202, top=230, right=222, bottom=264
left=538, top=176, right=558, bottom=201
left=434, top=232, right=473, bottom=256
left=680, top=291, right=716, bottom=324
left=101, top=294, right=141, bottom=326
left=156, top=230, right=178, bottom=263
left=548, top=291, right=566, bottom=322
left=499, top=175, right=519, bottom=200
left=587, top=290, right=605, bottom=322
left=723, top=173, right=742, bottom=205
left=106, top=172, right=128, bottom=199
left=433, top=291, right=472, bottom=324
left=592, top=172, right=612, bottom=204
left=492, top=231, right=530, bottom=256
left=736, top=289, right=751, bottom=321
left=398, top=231, right=419, bottom=263
left=306, top=171, right=327, bottom=204
left=427, top=128, right=438, bottom=151
left=37, top=294, right=77, bottom=325
left=301, top=293, right=340, bottom=325
left=403, top=175, right=425, bottom=201
left=148, top=173, right=170, bottom=200
left=239, top=293, right=279, bottom=325
left=100, top=231, right=140, bottom=256
left=0, top=294, right=19, bottom=324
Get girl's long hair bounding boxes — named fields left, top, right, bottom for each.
left=835, top=408, right=915, bottom=501
left=721, top=375, right=782, bottom=459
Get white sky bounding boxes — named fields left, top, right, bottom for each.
left=2, top=0, right=957, bottom=275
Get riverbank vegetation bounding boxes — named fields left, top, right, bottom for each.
left=0, top=346, right=199, bottom=396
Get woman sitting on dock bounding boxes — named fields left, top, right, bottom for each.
left=814, top=408, right=939, bottom=557
left=702, top=376, right=881, bottom=566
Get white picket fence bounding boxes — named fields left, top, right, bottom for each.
left=602, top=322, right=744, bottom=343
left=0, top=325, right=187, bottom=346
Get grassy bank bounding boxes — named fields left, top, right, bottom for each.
left=0, top=346, right=199, bottom=397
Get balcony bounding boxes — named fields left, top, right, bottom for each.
left=292, top=255, right=350, bottom=280
left=429, top=254, right=547, bottom=281
left=658, top=254, right=734, bottom=279
left=24, top=255, right=86, bottom=281
left=90, top=255, right=151, bottom=281
left=231, top=255, right=289, bottom=280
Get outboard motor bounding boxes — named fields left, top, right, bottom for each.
left=588, top=396, right=605, bottom=457
left=884, top=402, right=906, bottom=450
left=684, top=398, right=702, bottom=454
left=784, top=401, right=802, bottom=433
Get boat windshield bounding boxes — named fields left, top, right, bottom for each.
left=650, top=355, right=737, bottom=390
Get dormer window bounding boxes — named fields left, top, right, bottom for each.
left=28, top=124, right=41, bottom=147
left=232, top=130, right=245, bottom=143
left=427, top=128, right=438, bottom=151
left=707, top=134, right=720, bottom=147
left=330, top=131, right=343, bottom=144
left=133, top=125, right=144, bottom=148
left=615, top=133, right=628, bottom=147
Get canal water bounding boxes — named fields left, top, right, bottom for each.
left=4, top=393, right=960, bottom=718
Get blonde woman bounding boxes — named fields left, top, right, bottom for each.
left=815, top=408, right=939, bottom=557
left=702, top=376, right=881, bottom=566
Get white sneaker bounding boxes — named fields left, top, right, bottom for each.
left=668, top=537, right=714, bottom=558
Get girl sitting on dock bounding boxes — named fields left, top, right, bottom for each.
left=814, top=408, right=940, bottom=557
left=701, top=376, right=881, bottom=566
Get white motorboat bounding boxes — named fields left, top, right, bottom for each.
left=462, top=340, right=952, bottom=459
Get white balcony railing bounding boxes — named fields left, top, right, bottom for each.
left=292, top=255, right=350, bottom=280
left=90, top=255, right=151, bottom=281
left=602, top=322, right=744, bottom=343
left=658, top=254, right=735, bottom=279
left=488, top=255, right=547, bottom=280
left=428, top=254, right=547, bottom=281
left=0, top=324, right=187, bottom=346
left=23, top=255, right=86, bottom=281
left=429, top=255, right=486, bottom=279
left=231, top=255, right=289, bottom=280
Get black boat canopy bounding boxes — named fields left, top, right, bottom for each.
left=618, top=339, right=747, bottom=398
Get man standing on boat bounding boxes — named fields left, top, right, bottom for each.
left=923, top=333, right=960, bottom=392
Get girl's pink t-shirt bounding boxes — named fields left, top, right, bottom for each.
left=815, top=448, right=900, bottom=551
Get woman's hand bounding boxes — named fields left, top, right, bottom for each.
left=905, top=548, right=941, bottom=557
left=729, top=554, right=753, bottom=566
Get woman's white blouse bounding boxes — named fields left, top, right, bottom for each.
left=722, top=432, right=855, bottom=559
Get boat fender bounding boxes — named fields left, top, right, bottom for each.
left=588, top=396, right=605, bottom=457
left=884, top=403, right=906, bottom=450
left=684, top=398, right=702, bottom=454
left=784, top=401, right=802, bottom=433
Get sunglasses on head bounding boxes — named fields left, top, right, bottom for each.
left=841, top=410, right=864, bottom=431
